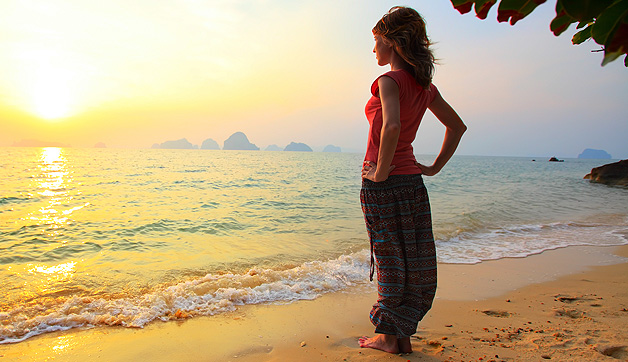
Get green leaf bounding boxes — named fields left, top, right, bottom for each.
left=572, top=24, right=592, bottom=44
left=562, top=0, right=614, bottom=23
left=497, top=0, right=548, bottom=25
left=474, top=0, right=498, bottom=19
left=602, top=48, right=624, bottom=66
left=601, top=19, right=628, bottom=66
left=591, top=0, right=628, bottom=45
left=551, top=2, right=577, bottom=36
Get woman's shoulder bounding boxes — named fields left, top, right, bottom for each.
left=371, top=70, right=405, bottom=96
left=371, top=69, right=439, bottom=96
left=383, top=69, right=407, bottom=83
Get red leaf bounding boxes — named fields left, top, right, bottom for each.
left=454, top=2, right=474, bottom=14
left=607, top=23, right=628, bottom=53
left=497, top=9, right=524, bottom=25
left=553, top=23, right=570, bottom=36
left=476, top=1, right=497, bottom=19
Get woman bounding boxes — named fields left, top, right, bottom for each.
left=359, top=6, right=467, bottom=354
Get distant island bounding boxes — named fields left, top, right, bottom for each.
left=223, top=132, right=259, bottom=150
left=150, top=132, right=341, bottom=153
left=11, top=133, right=340, bottom=153
left=152, top=138, right=197, bottom=149
left=578, top=148, right=612, bottom=159
left=201, top=138, right=220, bottom=150
left=323, top=144, right=341, bottom=152
left=284, top=142, right=312, bottom=152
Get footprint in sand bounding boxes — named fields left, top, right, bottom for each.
left=554, top=294, right=597, bottom=304
left=597, top=345, right=628, bottom=360
left=481, top=310, right=511, bottom=318
left=555, top=296, right=579, bottom=303
left=553, top=308, right=585, bottom=319
left=420, top=339, right=444, bottom=355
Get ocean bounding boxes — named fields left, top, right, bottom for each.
left=1, top=147, right=627, bottom=344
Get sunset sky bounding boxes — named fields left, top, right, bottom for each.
left=1, top=0, right=627, bottom=158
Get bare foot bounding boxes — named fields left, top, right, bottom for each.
left=358, top=334, right=399, bottom=354
left=398, top=336, right=413, bottom=353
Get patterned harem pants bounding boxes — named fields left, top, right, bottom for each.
left=360, top=174, right=437, bottom=338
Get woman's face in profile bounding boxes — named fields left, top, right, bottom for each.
left=373, top=35, right=392, bottom=66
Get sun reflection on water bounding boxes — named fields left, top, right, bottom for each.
left=2, top=148, right=94, bottom=308
left=28, top=147, right=74, bottom=235
left=28, top=260, right=77, bottom=276
left=4, top=260, right=80, bottom=303
left=25, top=261, right=78, bottom=295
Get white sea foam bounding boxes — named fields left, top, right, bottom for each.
left=437, top=221, right=628, bottom=264
left=0, top=250, right=371, bottom=344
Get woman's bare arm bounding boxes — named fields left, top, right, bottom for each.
left=362, top=76, right=400, bottom=182
left=417, top=92, right=467, bottom=176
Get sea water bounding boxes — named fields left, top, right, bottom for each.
left=1, top=147, right=627, bottom=343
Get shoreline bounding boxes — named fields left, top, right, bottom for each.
left=1, top=244, right=627, bottom=362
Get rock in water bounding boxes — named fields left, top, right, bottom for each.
left=584, top=160, right=628, bottom=186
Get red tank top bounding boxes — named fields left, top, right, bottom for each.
left=364, top=69, right=439, bottom=175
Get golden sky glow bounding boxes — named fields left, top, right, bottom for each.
left=1, top=0, right=627, bottom=157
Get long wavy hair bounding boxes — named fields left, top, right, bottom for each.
left=373, top=6, right=435, bottom=89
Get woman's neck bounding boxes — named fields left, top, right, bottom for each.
left=389, top=52, right=409, bottom=72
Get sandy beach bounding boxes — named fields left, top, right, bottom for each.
left=2, top=244, right=627, bottom=362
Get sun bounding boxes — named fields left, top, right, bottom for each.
left=10, top=47, right=81, bottom=121
left=30, top=69, right=75, bottom=121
